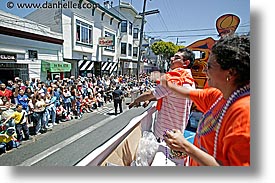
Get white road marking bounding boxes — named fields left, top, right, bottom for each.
left=18, top=115, right=116, bottom=166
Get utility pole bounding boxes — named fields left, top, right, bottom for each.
left=137, top=0, right=147, bottom=81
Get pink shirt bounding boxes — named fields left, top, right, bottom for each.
left=153, top=81, right=193, bottom=139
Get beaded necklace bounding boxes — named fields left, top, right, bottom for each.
left=163, top=129, right=187, bottom=164
left=197, top=84, right=250, bottom=158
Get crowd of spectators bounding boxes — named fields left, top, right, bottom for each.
left=0, top=73, right=155, bottom=154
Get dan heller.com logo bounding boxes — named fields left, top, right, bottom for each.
left=6, top=1, right=98, bottom=9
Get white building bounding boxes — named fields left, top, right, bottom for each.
left=0, top=10, right=66, bottom=83
left=108, top=1, right=143, bottom=76
left=25, top=0, right=122, bottom=78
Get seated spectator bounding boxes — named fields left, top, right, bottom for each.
left=105, top=87, right=113, bottom=103
left=96, top=93, right=104, bottom=107
left=82, top=95, right=93, bottom=113
left=3, top=104, right=30, bottom=142
left=56, top=102, right=67, bottom=123
left=0, top=127, right=20, bottom=154
left=1, top=101, right=16, bottom=129
left=91, top=95, right=98, bottom=109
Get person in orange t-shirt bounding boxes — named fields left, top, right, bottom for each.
left=162, top=35, right=250, bottom=166
left=0, top=83, right=13, bottom=101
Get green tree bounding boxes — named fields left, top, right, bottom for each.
left=151, top=41, right=184, bottom=72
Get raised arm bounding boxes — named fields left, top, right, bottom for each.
left=3, top=113, right=14, bottom=125
left=160, top=75, right=193, bottom=99
left=128, top=90, right=155, bottom=109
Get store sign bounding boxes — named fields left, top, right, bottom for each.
left=41, top=60, right=71, bottom=72
left=98, top=36, right=114, bottom=47
left=28, top=50, right=38, bottom=59
left=50, top=63, right=71, bottom=72
left=0, top=54, right=16, bottom=60
left=124, top=62, right=137, bottom=68
left=83, top=55, right=88, bottom=60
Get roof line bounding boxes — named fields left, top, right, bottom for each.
left=87, top=0, right=122, bottom=21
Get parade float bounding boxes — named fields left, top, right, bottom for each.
left=76, top=14, right=241, bottom=166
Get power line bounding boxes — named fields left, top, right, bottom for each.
left=160, top=31, right=249, bottom=39
left=157, top=13, right=168, bottom=31
left=145, top=21, right=155, bottom=32
left=164, top=0, right=181, bottom=31
left=145, top=24, right=250, bottom=34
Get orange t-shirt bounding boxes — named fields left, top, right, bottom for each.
left=189, top=88, right=250, bottom=166
left=156, top=68, right=194, bottom=111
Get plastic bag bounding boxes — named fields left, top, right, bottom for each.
left=131, top=131, right=159, bottom=166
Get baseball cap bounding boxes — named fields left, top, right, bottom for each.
left=14, top=77, right=21, bottom=81
left=6, top=127, right=15, bottom=136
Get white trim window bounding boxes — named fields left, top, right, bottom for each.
left=129, top=22, right=132, bottom=35
left=133, top=47, right=138, bottom=57
left=104, top=31, right=115, bottom=52
left=128, top=44, right=132, bottom=56
left=76, top=20, right=93, bottom=46
left=121, top=20, right=127, bottom=33
left=133, top=28, right=139, bottom=39
left=121, top=42, right=127, bottom=55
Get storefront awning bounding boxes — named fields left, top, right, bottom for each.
left=41, top=60, right=71, bottom=72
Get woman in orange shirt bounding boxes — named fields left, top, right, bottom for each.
left=162, top=35, right=250, bottom=166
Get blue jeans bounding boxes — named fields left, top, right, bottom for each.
left=32, top=112, right=43, bottom=134
left=0, top=140, right=19, bottom=152
left=49, top=106, right=56, bottom=123
left=15, top=123, right=29, bottom=141
left=64, top=102, right=71, bottom=115
left=0, top=142, right=6, bottom=153
left=23, top=106, right=29, bottom=114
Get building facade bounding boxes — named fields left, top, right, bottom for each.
left=25, top=0, right=122, bottom=78
left=109, top=1, right=142, bottom=76
left=0, top=10, right=67, bottom=83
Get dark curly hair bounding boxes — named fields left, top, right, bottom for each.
left=177, top=47, right=195, bottom=69
left=211, top=34, right=250, bottom=87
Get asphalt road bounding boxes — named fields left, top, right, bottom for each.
left=0, top=98, right=151, bottom=166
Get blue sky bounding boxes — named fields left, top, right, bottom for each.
left=0, top=0, right=250, bottom=46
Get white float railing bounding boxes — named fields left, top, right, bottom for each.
left=75, top=104, right=157, bottom=166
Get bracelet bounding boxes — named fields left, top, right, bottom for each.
left=170, top=149, right=188, bottom=159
